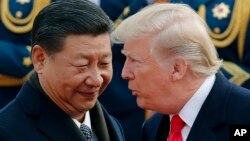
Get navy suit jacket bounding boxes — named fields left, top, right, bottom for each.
left=142, top=73, right=250, bottom=141
left=0, top=82, right=125, bottom=141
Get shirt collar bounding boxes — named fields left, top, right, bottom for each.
left=178, top=74, right=215, bottom=127
left=72, top=111, right=92, bottom=129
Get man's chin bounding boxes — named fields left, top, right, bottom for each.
left=136, top=99, right=146, bottom=109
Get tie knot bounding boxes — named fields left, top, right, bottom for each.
left=170, top=115, right=185, bottom=131
left=80, top=124, right=92, bottom=141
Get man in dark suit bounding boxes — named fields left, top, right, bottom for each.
left=0, top=1, right=124, bottom=141
left=112, top=3, right=250, bottom=141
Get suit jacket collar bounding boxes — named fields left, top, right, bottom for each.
left=17, top=73, right=124, bottom=141
left=16, top=79, right=118, bottom=141
left=153, top=73, right=231, bottom=141
left=90, top=102, right=110, bottom=141
left=101, top=106, right=125, bottom=141
left=156, top=115, right=170, bottom=141
left=17, top=82, right=86, bottom=141
left=187, top=73, right=231, bottom=141
left=92, top=102, right=126, bottom=141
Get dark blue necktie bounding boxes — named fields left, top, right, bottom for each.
left=80, top=124, right=92, bottom=141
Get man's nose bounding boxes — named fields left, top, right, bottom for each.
left=121, top=60, right=134, bottom=80
left=85, top=69, right=103, bottom=87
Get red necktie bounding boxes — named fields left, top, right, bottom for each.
left=168, top=115, right=185, bottom=141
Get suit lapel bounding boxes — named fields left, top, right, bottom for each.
left=187, top=73, right=231, bottom=141
left=187, top=114, right=218, bottom=141
left=17, top=82, right=87, bottom=141
left=37, top=102, right=86, bottom=141
left=156, top=115, right=170, bottom=141
left=92, top=101, right=125, bottom=141
left=144, top=113, right=170, bottom=141
left=90, top=101, right=110, bottom=141
left=103, top=107, right=125, bottom=141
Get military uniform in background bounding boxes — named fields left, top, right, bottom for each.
left=171, top=0, right=250, bottom=89
left=0, top=0, right=51, bottom=108
left=99, top=0, right=168, bottom=141
left=99, top=1, right=151, bottom=141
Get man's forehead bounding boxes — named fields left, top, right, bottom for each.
left=72, top=49, right=112, bottom=60
left=121, top=47, right=153, bottom=61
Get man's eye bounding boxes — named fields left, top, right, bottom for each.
left=100, top=63, right=109, bottom=65
left=130, top=58, right=138, bottom=63
left=79, top=65, right=88, bottom=67
left=99, top=62, right=111, bottom=67
left=75, top=65, right=88, bottom=72
left=74, top=64, right=88, bottom=68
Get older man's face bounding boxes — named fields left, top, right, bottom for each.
left=37, top=34, right=113, bottom=118
left=121, top=35, right=176, bottom=112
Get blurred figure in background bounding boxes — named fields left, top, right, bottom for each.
left=98, top=1, right=151, bottom=141
left=0, top=0, right=52, bottom=108
left=171, top=0, right=250, bottom=89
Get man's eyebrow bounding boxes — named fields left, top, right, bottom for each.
left=74, top=52, right=112, bottom=60
left=121, top=50, right=141, bottom=60
left=74, top=53, right=89, bottom=60
left=121, top=49, right=133, bottom=57
left=102, top=52, right=112, bottom=58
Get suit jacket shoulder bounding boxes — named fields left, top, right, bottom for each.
left=142, top=73, right=250, bottom=141
left=142, top=113, right=169, bottom=141
left=102, top=105, right=125, bottom=141
left=0, top=82, right=86, bottom=141
left=0, top=82, right=125, bottom=141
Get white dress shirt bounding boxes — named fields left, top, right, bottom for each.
left=170, top=74, right=215, bottom=141
left=72, top=111, right=91, bottom=129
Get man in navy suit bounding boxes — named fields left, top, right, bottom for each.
left=112, top=3, right=250, bottom=141
left=0, top=1, right=124, bottom=141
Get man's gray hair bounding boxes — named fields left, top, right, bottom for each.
left=112, top=3, right=222, bottom=76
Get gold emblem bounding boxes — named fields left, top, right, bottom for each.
left=213, top=27, right=221, bottom=33
left=23, top=57, right=32, bottom=67
left=1, top=0, right=51, bottom=33
left=16, top=0, right=30, bottom=5
left=212, top=2, right=230, bottom=20
left=15, top=11, right=23, bottom=18
left=26, top=46, right=31, bottom=52
left=223, top=61, right=250, bottom=85
left=123, top=7, right=130, bottom=17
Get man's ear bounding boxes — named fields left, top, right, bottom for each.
left=32, top=45, right=47, bottom=74
left=171, top=58, right=188, bottom=81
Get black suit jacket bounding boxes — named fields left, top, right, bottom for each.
left=142, top=73, right=250, bottom=141
left=0, top=82, right=125, bottom=141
